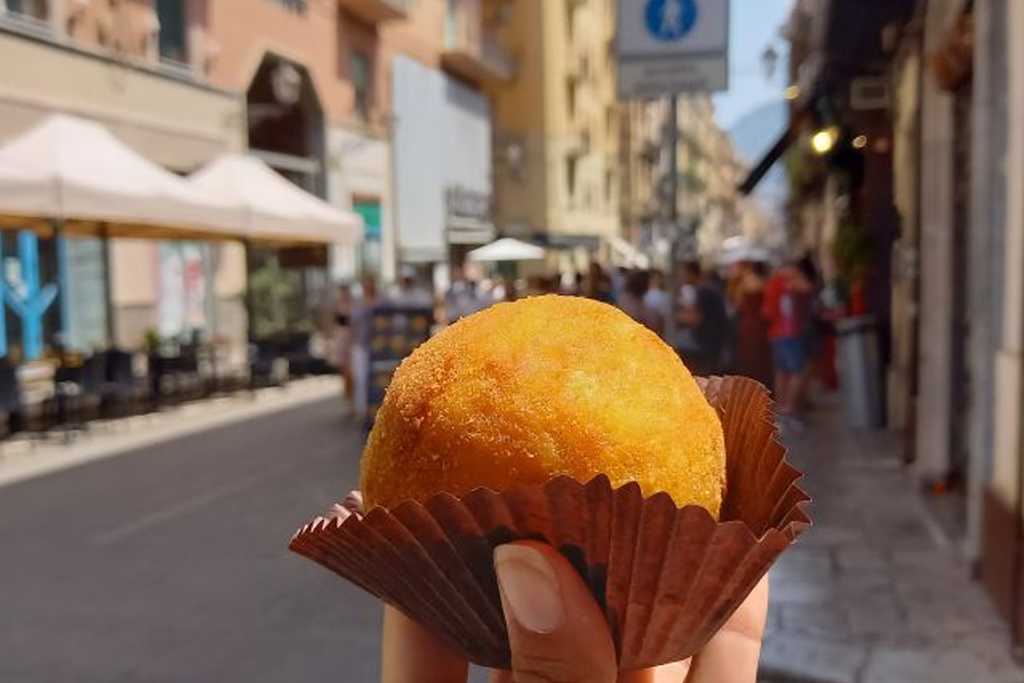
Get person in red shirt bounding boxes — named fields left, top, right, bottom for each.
left=763, top=263, right=813, bottom=421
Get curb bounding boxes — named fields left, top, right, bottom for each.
left=0, top=377, right=344, bottom=489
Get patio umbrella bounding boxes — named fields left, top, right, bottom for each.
left=715, top=242, right=772, bottom=266
left=0, top=114, right=244, bottom=239
left=188, top=154, right=363, bottom=246
left=468, top=238, right=545, bottom=262
left=0, top=156, right=52, bottom=229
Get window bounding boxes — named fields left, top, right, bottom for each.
left=566, top=79, right=576, bottom=119
left=350, top=52, right=372, bottom=123
left=605, top=169, right=614, bottom=206
left=156, top=0, right=188, bottom=64
left=266, top=0, right=308, bottom=14
left=4, top=0, right=50, bottom=30
left=445, top=0, right=458, bottom=46
left=566, top=156, right=577, bottom=204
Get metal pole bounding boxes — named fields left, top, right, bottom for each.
left=664, top=95, right=680, bottom=348
left=101, top=224, right=114, bottom=347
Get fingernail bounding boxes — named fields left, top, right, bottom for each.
left=494, top=545, right=566, bottom=634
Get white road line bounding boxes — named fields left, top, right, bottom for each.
left=88, top=459, right=303, bottom=546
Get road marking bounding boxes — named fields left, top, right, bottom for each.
left=88, top=459, right=303, bottom=546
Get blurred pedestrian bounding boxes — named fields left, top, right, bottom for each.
left=390, top=266, right=432, bottom=308
left=731, top=261, right=774, bottom=388
left=611, top=266, right=628, bottom=303
left=583, top=263, right=614, bottom=303
left=797, top=253, right=825, bottom=408
left=678, top=261, right=729, bottom=376
left=763, top=263, right=813, bottom=423
left=334, top=282, right=354, bottom=405
left=643, top=269, right=671, bottom=325
left=443, top=265, right=485, bottom=325
left=351, top=274, right=378, bottom=419
left=618, top=270, right=663, bottom=335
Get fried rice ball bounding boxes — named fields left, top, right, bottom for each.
left=360, top=295, right=726, bottom=516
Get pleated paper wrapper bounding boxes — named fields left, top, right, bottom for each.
left=289, top=376, right=811, bottom=671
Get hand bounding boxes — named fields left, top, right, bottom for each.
left=380, top=540, right=769, bottom=683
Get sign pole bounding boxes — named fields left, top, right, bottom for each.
left=665, top=95, right=680, bottom=348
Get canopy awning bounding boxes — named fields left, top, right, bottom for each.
left=468, top=237, right=545, bottom=262
left=609, top=236, right=650, bottom=268
left=0, top=114, right=244, bottom=239
left=188, top=154, right=363, bottom=246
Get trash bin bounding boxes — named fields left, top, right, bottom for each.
left=835, top=315, right=884, bottom=429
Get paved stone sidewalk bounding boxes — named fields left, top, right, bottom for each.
left=758, top=401, right=1023, bottom=683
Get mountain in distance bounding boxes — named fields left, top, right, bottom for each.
left=727, top=100, right=790, bottom=243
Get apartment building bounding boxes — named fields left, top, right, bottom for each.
left=488, top=0, right=620, bottom=269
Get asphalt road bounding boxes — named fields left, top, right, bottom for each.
left=0, top=398, right=397, bottom=682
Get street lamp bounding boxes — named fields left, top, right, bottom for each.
left=811, top=127, right=838, bottom=155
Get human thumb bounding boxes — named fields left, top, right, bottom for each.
left=493, top=541, right=618, bottom=683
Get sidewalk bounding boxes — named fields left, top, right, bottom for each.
left=760, top=398, right=1022, bottom=683
left=0, top=376, right=343, bottom=489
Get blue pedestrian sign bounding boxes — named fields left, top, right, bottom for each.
left=617, top=0, right=730, bottom=98
left=645, top=0, right=698, bottom=42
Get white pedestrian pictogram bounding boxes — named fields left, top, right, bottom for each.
left=660, top=0, right=684, bottom=36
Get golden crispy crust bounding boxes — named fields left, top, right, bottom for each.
left=361, top=295, right=726, bottom=516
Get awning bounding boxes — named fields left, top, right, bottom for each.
left=468, top=238, right=545, bottom=262
left=0, top=114, right=243, bottom=239
left=738, top=109, right=807, bottom=196
left=608, top=236, right=650, bottom=268
left=188, top=154, right=363, bottom=246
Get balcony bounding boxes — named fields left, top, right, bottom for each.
left=336, top=0, right=409, bottom=25
left=441, top=1, right=514, bottom=86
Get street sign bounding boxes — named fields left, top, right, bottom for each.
left=616, top=0, right=730, bottom=99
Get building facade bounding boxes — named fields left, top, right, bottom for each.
left=783, top=0, right=1024, bottom=646
left=0, top=0, right=509, bottom=359
left=619, top=95, right=750, bottom=269
left=488, top=0, right=619, bottom=269
left=0, top=0, right=248, bottom=359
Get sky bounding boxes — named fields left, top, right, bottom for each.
left=713, top=0, right=794, bottom=130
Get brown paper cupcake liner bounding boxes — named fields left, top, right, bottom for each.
left=289, top=375, right=811, bottom=670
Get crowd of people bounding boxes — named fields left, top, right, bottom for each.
left=335, top=255, right=829, bottom=429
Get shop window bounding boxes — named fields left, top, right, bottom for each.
left=350, top=52, right=373, bottom=123
left=156, top=0, right=188, bottom=65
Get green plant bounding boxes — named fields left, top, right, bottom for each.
left=834, top=220, right=873, bottom=282
left=143, top=328, right=161, bottom=353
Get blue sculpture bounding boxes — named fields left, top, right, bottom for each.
left=0, top=231, right=59, bottom=360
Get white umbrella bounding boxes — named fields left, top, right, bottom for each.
left=468, top=238, right=545, bottom=262
left=189, top=154, right=363, bottom=245
left=0, top=114, right=243, bottom=238
left=716, top=243, right=772, bottom=265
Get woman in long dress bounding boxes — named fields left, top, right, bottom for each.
left=731, top=261, right=774, bottom=389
